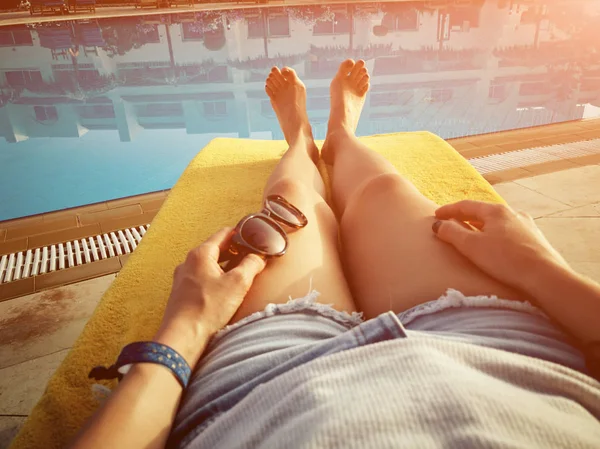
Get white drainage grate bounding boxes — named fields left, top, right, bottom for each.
left=468, top=138, right=600, bottom=174
left=0, top=225, right=149, bottom=285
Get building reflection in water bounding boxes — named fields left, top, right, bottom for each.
left=0, top=0, right=599, bottom=219
left=0, top=0, right=598, bottom=144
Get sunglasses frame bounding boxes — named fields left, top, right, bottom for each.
left=219, top=195, right=308, bottom=269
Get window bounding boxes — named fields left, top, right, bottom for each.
left=430, top=89, right=453, bottom=103
left=5, top=70, right=43, bottom=87
left=181, top=23, right=204, bottom=41
left=519, top=82, right=546, bottom=96
left=248, top=13, right=290, bottom=38
left=139, top=25, right=160, bottom=43
left=268, top=15, right=290, bottom=36
left=247, top=17, right=264, bottom=38
left=313, top=13, right=351, bottom=35
left=488, top=83, right=506, bottom=100
left=34, top=106, right=58, bottom=121
left=78, top=105, right=116, bottom=119
left=203, top=101, right=227, bottom=117
left=136, top=103, right=184, bottom=118
left=0, top=29, right=33, bottom=46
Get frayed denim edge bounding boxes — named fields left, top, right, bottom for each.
left=397, top=288, right=548, bottom=326
left=211, top=291, right=365, bottom=345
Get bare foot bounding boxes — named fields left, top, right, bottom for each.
left=329, top=59, right=370, bottom=133
left=265, top=67, right=316, bottom=158
left=322, top=59, right=370, bottom=163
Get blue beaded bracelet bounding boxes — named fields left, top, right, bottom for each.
left=89, top=341, right=191, bottom=388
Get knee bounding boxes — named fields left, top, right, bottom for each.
left=266, top=177, right=311, bottom=209
left=342, top=173, right=408, bottom=219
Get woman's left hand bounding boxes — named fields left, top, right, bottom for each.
left=154, top=228, right=266, bottom=366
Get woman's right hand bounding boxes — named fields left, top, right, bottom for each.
left=432, top=200, right=571, bottom=295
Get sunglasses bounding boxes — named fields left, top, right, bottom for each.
left=218, top=195, right=308, bottom=271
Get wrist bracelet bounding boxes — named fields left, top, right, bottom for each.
left=88, top=341, right=191, bottom=388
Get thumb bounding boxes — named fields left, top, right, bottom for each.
left=432, top=220, right=473, bottom=252
left=227, top=253, right=266, bottom=286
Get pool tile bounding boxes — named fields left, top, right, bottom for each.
left=79, top=204, right=142, bottom=226
left=461, top=146, right=505, bottom=158
left=0, top=238, right=28, bottom=256
left=535, top=217, right=600, bottom=270
left=547, top=203, right=600, bottom=218
left=579, top=119, right=600, bottom=129
left=482, top=168, right=531, bottom=184
left=496, top=140, right=546, bottom=152
left=119, top=254, right=131, bottom=267
left=0, top=278, right=35, bottom=303
left=106, top=191, right=167, bottom=210
left=493, top=182, right=570, bottom=218
left=522, top=160, right=581, bottom=176
left=516, top=165, right=600, bottom=207
left=537, top=135, right=585, bottom=146
left=448, top=141, right=478, bottom=151
left=41, top=203, right=108, bottom=222
left=0, top=275, right=114, bottom=368
left=99, top=210, right=158, bottom=234
left=28, top=224, right=101, bottom=249
left=0, top=416, right=25, bottom=449
left=0, top=349, right=68, bottom=415
left=571, top=154, right=600, bottom=166
left=35, top=258, right=121, bottom=292
left=0, top=216, right=43, bottom=230
left=5, top=216, right=78, bottom=241
left=576, top=131, right=600, bottom=140
left=140, top=198, right=165, bottom=212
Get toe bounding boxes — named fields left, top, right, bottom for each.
left=271, top=66, right=286, bottom=86
left=266, top=76, right=280, bottom=95
left=265, top=84, right=276, bottom=99
left=337, top=59, right=355, bottom=77
left=350, top=60, right=366, bottom=81
left=358, top=76, right=370, bottom=92
left=282, top=67, right=298, bottom=81
left=267, top=73, right=282, bottom=89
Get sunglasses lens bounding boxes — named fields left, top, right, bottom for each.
left=240, top=217, right=286, bottom=255
left=266, top=198, right=306, bottom=227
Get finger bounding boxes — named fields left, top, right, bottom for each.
left=227, top=253, right=266, bottom=287
left=435, top=200, right=500, bottom=223
left=197, top=227, right=234, bottom=262
left=432, top=220, right=476, bottom=254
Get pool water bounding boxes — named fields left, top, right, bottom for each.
left=1, top=0, right=599, bottom=220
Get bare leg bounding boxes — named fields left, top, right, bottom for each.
left=322, top=60, right=528, bottom=320
left=231, top=67, right=356, bottom=323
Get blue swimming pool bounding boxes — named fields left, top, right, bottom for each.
left=1, top=0, right=599, bottom=220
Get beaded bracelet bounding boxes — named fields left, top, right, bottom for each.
left=89, top=341, right=191, bottom=388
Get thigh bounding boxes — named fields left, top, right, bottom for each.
left=339, top=173, right=529, bottom=320
left=231, top=178, right=356, bottom=323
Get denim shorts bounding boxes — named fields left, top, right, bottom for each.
left=170, top=289, right=589, bottom=448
